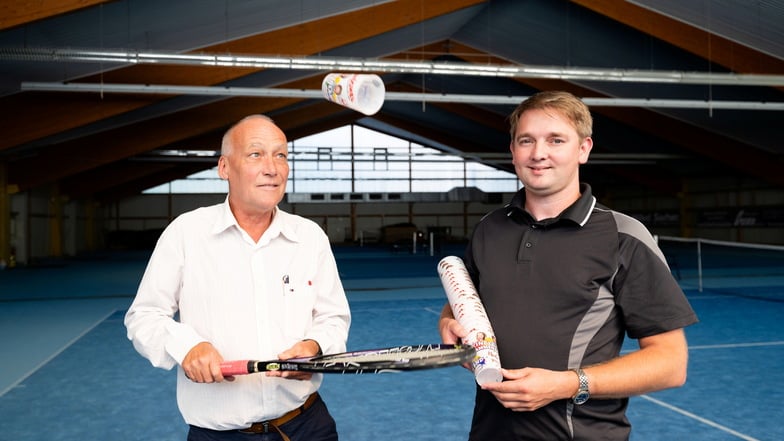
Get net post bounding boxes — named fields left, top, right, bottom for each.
left=697, top=239, right=703, bottom=293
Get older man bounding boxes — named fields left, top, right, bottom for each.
left=126, top=115, right=351, bottom=441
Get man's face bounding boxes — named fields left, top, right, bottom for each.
left=509, top=108, right=592, bottom=198
left=218, top=118, right=289, bottom=216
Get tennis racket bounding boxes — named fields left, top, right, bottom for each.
left=220, top=344, right=474, bottom=375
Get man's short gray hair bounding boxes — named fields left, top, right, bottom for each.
left=220, top=114, right=275, bottom=156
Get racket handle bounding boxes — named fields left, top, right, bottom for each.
left=220, top=360, right=252, bottom=376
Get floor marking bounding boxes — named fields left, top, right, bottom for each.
left=640, top=395, right=760, bottom=441
left=622, top=340, right=784, bottom=355
left=0, top=308, right=119, bottom=397
left=688, top=341, right=784, bottom=350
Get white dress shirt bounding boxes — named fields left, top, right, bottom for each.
left=124, top=199, right=351, bottom=430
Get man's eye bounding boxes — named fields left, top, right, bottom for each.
left=248, top=152, right=260, bottom=158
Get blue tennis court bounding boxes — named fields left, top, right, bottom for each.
left=1, top=244, right=782, bottom=441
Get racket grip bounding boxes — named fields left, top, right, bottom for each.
left=220, top=360, right=252, bottom=376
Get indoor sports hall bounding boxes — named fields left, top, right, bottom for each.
left=1, top=1, right=783, bottom=441
left=1, top=240, right=783, bottom=440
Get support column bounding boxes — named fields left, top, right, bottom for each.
left=679, top=182, right=692, bottom=238
left=0, top=163, right=9, bottom=266
left=49, top=184, right=63, bottom=257
left=85, top=199, right=97, bottom=252
left=350, top=202, right=357, bottom=242
left=463, top=201, right=469, bottom=239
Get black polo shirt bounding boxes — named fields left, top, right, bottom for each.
left=464, top=184, right=697, bottom=441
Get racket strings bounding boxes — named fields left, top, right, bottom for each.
left=321, top=347, right=468, bottom=363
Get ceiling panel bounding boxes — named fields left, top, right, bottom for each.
left=0, top=0, right=781, bottom=203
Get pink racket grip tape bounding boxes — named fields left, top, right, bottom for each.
left=220, top=360, right=251, bottom=376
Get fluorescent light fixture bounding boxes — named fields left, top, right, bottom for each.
left=137, top=148, right=676, bottom=166
left=19, top=82, right=784, bottom=110
left=4, top=47, right=784, bottom=86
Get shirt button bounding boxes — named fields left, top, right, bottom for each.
left=525, top=242, right=532, bottom=248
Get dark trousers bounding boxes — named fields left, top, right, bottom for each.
left=187, top=395, right=338, bottom=441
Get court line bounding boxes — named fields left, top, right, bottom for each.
left=425, top=305, right=771, bottom=439
left=688, top=341, right=784, bottom=350
left=0, top=308, right=120, bottom=397
left=621, top=341, right=784, bottom=355
left=426, top=307, right=784, bottom=352
left=640, top=395, right=760, bottom=441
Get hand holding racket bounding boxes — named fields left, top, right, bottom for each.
left=220, top=344, right=474, bottom=376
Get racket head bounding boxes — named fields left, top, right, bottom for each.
left=300, top=343, right=475, bottom=373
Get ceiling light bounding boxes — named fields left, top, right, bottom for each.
left=19, top=82, right=784, bottom=111
left=4, top=47, right=784, bottom=87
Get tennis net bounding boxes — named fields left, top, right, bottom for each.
left=658, top=236, right=784, bottom=302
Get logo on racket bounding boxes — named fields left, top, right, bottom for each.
left=265, top=362, right=281, bottom=371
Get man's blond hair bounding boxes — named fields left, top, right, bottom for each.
left=508, top=91, right=593, bottom=140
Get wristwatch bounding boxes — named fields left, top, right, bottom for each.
left=572, top=368, right=590, bottom=405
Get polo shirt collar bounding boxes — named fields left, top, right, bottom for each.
left=507, top=183, right=596, bottom=227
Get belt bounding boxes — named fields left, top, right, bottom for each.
left=238, top=392, right=319, bottom=439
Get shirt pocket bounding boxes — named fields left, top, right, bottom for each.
left=281, top=277, right=316, bottom=340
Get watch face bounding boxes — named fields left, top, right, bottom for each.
left=574, top=391, right=590, bottom=405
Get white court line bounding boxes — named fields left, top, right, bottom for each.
left=424, top=306, right=775, bottom=439
left=688, top=341, right=784, bottom=350
left=0, top=308, right=119, bottom=397
left=640, top=395, right=760, bottom=441
left=424, top=307, right=442, bottom=316
left=622, top=340, right=784, bottom=354
left=687, top=294, right=733, bottom=300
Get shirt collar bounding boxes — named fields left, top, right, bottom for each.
left=270, top=208, right=300, bottom=243
left=506, top=183, right=596, bottom=227
left=212, top=196, right=300, bottom=243
left=212, top=196, right=237, bottom=235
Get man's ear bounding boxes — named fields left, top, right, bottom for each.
left=578, top=137, right=593, bottom=165
left=218, top=156, right=229, bottom=180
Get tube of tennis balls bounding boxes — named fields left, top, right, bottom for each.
left=437, top=256, right=503, bottom=385
left=322, top=73, right=385, bottom=115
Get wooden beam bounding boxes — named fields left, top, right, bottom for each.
left=94, top=163, right=208, bottom=203
left=273, top=102, right=364, bottom=137
left=7, top=95, right=300, bottom=190
left=387, top=81, right=509, bottom=133
left=0, top=0, right=487, bottom=150
left=5, top=73, right=332, bottom=191
left=372, top=112, right=490, bottom=155
left=571, top=0, right=784, bottom=75
left=60, top=161, right=188, bottom=200
left=0, top=0, right=112, bottom=30
left=0, top=92, right=164, bottom=153
left=446, top=41, right=784, bottom=188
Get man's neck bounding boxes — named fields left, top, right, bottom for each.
left=231, top=204, right=275, bottom=242
left=524, top=187, right=581, bottom=222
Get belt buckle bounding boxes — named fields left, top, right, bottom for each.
left=239, top=421, right=270, bottom=434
